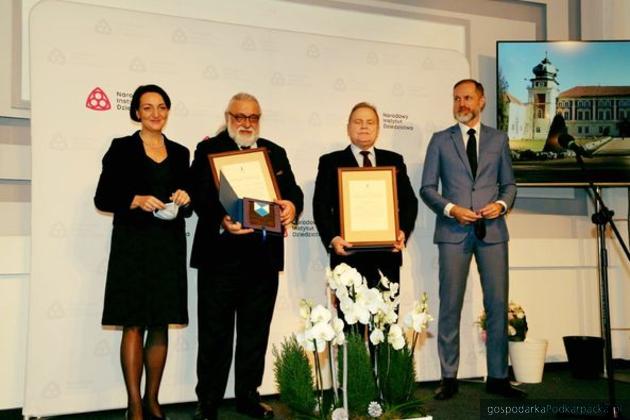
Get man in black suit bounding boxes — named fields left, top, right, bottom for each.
left=313, top=102, right=418, bottom=288
left=190, top=93, right=304, bottom=420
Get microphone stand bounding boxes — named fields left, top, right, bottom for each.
left=573, top=151, right=630, bottom=420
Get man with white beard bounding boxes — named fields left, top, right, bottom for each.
left=190, top=93, right=303, bottom=419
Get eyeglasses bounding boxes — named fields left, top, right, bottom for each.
left=228, top=112, right=261, bottom=124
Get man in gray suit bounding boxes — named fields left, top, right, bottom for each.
left=420, top=79, right=523, bottom=399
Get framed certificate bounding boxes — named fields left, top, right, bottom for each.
left=338, top=166, right=399, bottom=248
left=209, top=148, right=282, bottom=233
left=208, top=148, right=280, bottom=201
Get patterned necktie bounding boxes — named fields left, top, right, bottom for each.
left=360, top=150, right=372, bottom=167
left=466, top=128, right=477, bottom=178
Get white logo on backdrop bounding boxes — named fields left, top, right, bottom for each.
left=366, top=52, right=379, bottom=65
left=242, top=36, right=257, bottom=51
left=270, top=72, right=286, bottom=86
left=202, top=65, right=219, bottom=80
left=46, top=302, right=65, bottom=319
left=172, top=28, right=187, bottom=43
left=171, top=101, right=189, bottom=117
left=48, top=49, right=66, bottom=65
left=94, top=19, right=112, bottom=35
left=308, top=113, right=321, bottom=127
left=50, top=222, right=67, bottom=238
left=42, top=382, right=61, bottom=399
left=306, top=44, right=320, bottom=58
left=333, top=78, right=346, bottom=91
left=129, top=58, right=146, bottom=72
left=94, top=339, right=112, bottom=357
left=50, top=133, right=68, bottom=150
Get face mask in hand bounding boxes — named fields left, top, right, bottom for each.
left=153, top=202, right=179, bottom=220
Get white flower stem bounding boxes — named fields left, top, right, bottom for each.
left=328, top=344, right=339, bottom=404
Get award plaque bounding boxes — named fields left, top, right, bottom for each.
left=209, top=148, right=282, bottom=234
left=338, top=166, right=399, bottom=249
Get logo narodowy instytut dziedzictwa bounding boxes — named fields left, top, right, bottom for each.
left=85, top=87, right=111, bottom=111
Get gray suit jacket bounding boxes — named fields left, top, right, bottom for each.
left=420, top=123, right=516, bottom=244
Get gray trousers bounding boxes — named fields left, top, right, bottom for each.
left=437, top=234, right=509, bottom=379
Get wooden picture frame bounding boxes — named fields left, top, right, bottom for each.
left=338, top=166, right=399, bottom=248
left=208, top=148, right=280, bottom=201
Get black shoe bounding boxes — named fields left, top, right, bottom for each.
left=236, top=393, right=274, bottom=419
left=486, top=377, right=526, bottom=398
left=434, top=378, right=458, bottom=400
left=141, top=399, right=167, bottom=420
left=193, top=403, right=217, bottom=420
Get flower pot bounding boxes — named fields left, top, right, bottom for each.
left=562, top=336, right=604, bottom=379
left=508, top=338, right=548, bottom=383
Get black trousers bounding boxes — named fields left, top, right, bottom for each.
left=195, top=261, right=279, bottom=406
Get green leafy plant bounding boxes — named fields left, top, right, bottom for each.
left=377, top=339, right=415, bottom=405
left=273, top=335, right=317, bottom=416
left=339, top=332, right=377, bottom=416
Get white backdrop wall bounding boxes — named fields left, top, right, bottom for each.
left=27, top=0, right=470, bottom=416
left=12, top=0, right=629, bottom=417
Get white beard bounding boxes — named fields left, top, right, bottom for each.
left=227, top=125, right=259, bottom=147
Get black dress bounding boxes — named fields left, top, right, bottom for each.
left=95, top=132, right=191, bottom=327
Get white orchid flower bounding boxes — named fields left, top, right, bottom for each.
left=383, top=307, right=399, bottom=325
left=356, top=287, right=383, bottom=314
left=388, top=324, right=405, bottom=350
left=335, top=265, right=362, bottom=288
left=298, top=299, right=311, bottom=320
left=335, top=285, right=349, bottom=300
left=389, top=281, right=399, bottom=297
left=370, top=328, right=385, bottom=345
left=331, top=318, right=345, bottom=345
left=405, top=311, right=432, bottom=333
left=343, top=299, right=370, bottom=325
left=349, top=270, right=364, bottom=289
left=310, top=321, right=335, bottom=353
left=310, top=304, right=332, bottom=324
left=332, top=263, right=351, bottom=278
left=296, top=331, right=315, bottom=352
left=379, top=272, right=390, bottom=289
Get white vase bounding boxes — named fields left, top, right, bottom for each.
left=508, top=338, right=548, bottom=383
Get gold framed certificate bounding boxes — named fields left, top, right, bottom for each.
left=208, top=148, right=282, bottom=233
left=338, top=166, right=399, bottom=248
left=208, top=148, right=280, bottom=201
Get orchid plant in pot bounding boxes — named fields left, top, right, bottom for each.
left=274, top=263, right=434, bottom=419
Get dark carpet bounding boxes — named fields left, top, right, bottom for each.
left=2, top=363, right=629, bottom=420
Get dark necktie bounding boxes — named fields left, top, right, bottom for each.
left=466, top=128, right=485, bottom=239
left=466, top=128, right=477, bottom=178
left=241, top=145, right=250, bottom=150
left=360, top=150, right=372, bottom=167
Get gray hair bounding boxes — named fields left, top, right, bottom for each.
left=226, top=92, right=260, bottom=112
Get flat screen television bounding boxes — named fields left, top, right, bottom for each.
left=497, top=40, right=630, bottom=186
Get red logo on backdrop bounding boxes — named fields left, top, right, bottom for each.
left=85, top=87, right=111, bottom=111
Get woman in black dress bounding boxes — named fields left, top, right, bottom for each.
left=95, top=84, right=191, bottom=420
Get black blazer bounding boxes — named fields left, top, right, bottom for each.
left=312, top=145, right=418, bottom=268
left=94, top=131, right=192, bottom=226
left=189, top=130, right=304, bottom=271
